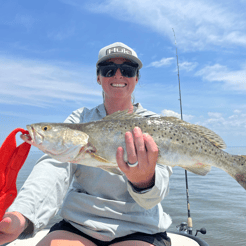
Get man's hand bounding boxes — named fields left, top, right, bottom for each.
left=116, top=127, right=158, bottom=189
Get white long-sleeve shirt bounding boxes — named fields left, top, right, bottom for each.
left=8, top=103, right=172, bottom=241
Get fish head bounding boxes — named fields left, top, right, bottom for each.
left=26, top=123, right=89, bottom=162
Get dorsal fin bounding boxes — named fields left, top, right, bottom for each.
left=164, top=116, right=227, bottom=149
left=102, top=110, right=142, bottom=121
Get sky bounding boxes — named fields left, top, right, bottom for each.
left=0, top=0, right=246, bottom=150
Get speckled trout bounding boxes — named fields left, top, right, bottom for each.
left=25, top=111, right=246, bottom=190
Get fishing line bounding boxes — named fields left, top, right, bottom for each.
left=172, top=28, right=193, bottom=235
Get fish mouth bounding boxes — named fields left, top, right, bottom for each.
left=110, top=83, right=127, bottom=88
left=26, top=125, right=44, bottom=145
left=26, top=125, right=34, bottom=139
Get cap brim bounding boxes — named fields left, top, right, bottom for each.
left=96, top=53, right=142, bottom=69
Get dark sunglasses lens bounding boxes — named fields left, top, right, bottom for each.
left=100, top=66, right=117, bottom=77
left=120, top=64, right=137, bottom=77
left=99, top=62, right=138, bottom=77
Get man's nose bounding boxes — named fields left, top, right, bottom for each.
left=114, top=68, right=123, bottom=78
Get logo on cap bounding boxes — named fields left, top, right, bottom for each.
left=106, top=46, right=132, bottom=55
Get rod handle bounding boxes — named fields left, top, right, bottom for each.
left=188, top=217, right=193, bottom=228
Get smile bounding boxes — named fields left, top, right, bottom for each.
left=111, top=83, right=127, bottom=87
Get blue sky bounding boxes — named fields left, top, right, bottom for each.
left=0, top=0, right=246, bottom=149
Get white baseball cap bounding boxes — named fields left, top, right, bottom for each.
left=96, top=42, right=143, bottom=69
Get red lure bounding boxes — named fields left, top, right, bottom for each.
left=0, top=128, right=31, bottom=221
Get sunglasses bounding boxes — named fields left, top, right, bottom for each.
left=98, top=62, right=139, bottom=78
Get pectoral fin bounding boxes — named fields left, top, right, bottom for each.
left=89, top=153, right=110, bottom=163
left=99, top=165, right=123, bottom=175
left=85, top=152, right=123, bottom=175
left=182, top=163, right=211, bottom=176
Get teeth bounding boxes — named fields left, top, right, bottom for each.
left=111, top=84, right=126, bottom=87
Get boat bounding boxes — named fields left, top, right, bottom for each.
left=6, top=222, right=209, bottom=246
left=6, top=230, right=209, bottom=246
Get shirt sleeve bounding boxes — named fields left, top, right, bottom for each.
left=7, top=155, right=77, bottom=238
left=127, top=164, right=172, bottom=210
left=7, top=109, right=83, bottom=239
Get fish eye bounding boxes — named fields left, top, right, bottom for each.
left=42, top=125, right=52, bottom=131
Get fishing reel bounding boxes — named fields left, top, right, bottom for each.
left=176, top=222, right=206, bottom=237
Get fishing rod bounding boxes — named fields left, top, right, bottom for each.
left=172, top=28, right=193, bottom=235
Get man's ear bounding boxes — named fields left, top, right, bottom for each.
left=97, top=75, right=101, bottom=85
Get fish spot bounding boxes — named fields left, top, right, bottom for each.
left=235, top=174, right=246, bottom=184
left=182, top=141, right=184, bottom=143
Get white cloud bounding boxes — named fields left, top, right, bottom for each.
left=0, top=56, right=101, bottom=108
left=179, top=61, right=198, bottom=72
left=234, top=109, right=241, bottom=114
left=196, top=111, right=246, bottom=131
left=208, top=112, right=223, bottom=118
left=147, top=57, right=174, bottom=68
left=83, top=0, right=246, bottom=50
left=161, top=109, right=180, bottom=118
left=196, top=64, right=246, bottom=92
left=161, top=109, right=194, bottom=121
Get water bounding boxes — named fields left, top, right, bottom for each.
left=8, top=148, right=246, bottom=245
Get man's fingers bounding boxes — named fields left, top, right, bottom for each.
left=125, top=131, right=138, bottom=165
left=132, top=127, right=148, bottom=166
left=143, top=133, right=159, bottom=164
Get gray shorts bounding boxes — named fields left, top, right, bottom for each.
left=49, top=220, right=171, bottom=246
